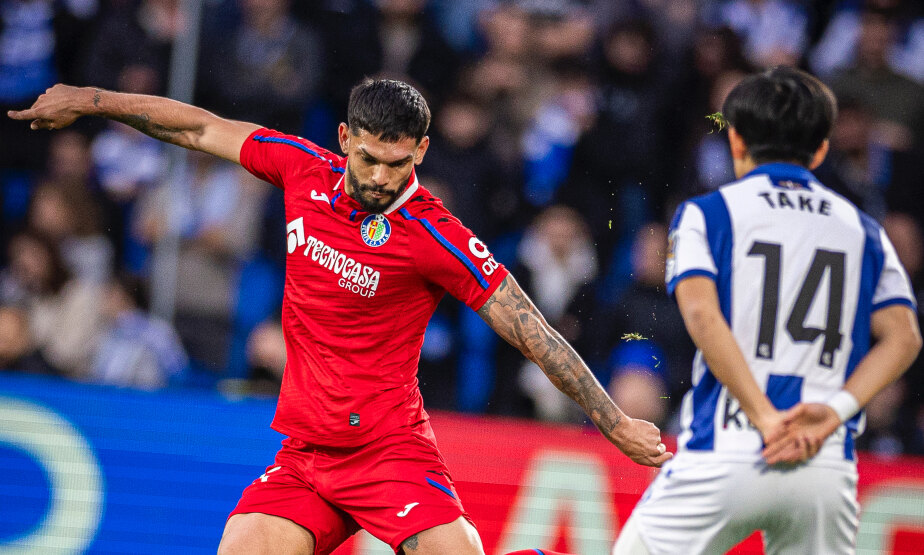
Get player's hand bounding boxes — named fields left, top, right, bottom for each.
left=608, top=416, right=673, bottom=467
left=761, top=403, right=840, bottom=465
left=7, top=84, right=88, bottom=130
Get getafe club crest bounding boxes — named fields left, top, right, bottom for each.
left=360, top=214, right=391, bottom=247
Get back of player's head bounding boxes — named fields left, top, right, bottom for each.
left=348, top=78, right=431, bottom=143
left=722, top=66, right=837, bottom=166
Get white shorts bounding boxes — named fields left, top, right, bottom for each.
left=613, top=452, right=859, bottom=555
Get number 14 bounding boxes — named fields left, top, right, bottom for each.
left=748, top=241, right=845, bottom=367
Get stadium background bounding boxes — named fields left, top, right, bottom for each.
left=1, top=0, right=923, bottom=552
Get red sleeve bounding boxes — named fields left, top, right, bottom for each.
left=404, top=205, right=509, bottom=310
left=239, top=128, right=340, bottom=189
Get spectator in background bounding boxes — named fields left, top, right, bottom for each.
left=27, top=182, right=113, bottom=283
left=813, top=98, right=891, bottom=219
left=561, top=19, right=673, bottom=256
left=810, top=0, right=924, bottom=84
left=0, top=231, right=104, bottom=379
left=607, top=223, right=695, bottom=408
left=0, top=0, right=97, bottom=171
left=133, top=152, right=268, bottom=374
left=240, top=317, right=286, bottom=396
left=198, top=0, right=324, bottom=134
left=89, top=273, right=188, bottom=389
left=419, top=93, right=523, bottom=240
left=828, top=4, right=924, bottom=150
left=0, top=303, right=60, bottom=375
left=713, top=0, right=809, bottom=67
left=81, top=0, right=183, bottom=95
left=507, top=205, right=599, bottom=422
left=606, top=340, right=670, bottom=429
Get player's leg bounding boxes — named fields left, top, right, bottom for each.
left=611, top=512, right=652, bottom=555
left=218, top=513, right=315, bottom=555
left=761, top=463, right=859, bottom=555
left=399, top=515, right=483, bottom=555
left=224, top=443, right=360, bottom=555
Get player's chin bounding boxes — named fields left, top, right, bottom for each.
left=359, top=194, right=395, bottom=213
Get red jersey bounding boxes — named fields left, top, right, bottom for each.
left=240, top=129, right=509, bottom=448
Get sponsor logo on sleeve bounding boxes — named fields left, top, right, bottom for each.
left=469, top=237, right=500, bottom=276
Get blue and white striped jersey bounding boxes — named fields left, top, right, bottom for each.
left=666, top=163, right=915, bottom=462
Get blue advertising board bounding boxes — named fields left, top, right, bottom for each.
left=0, top=374, right=284, bottom=554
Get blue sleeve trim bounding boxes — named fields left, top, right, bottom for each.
left=252, top=134, right=345, bottom=174
left=349, top=209, right=358, bottom=222
left=872, top=297, right=917, bottom=312
left=330, top=191, right=342, bottom=212
left=399, top=208, right=489, bottom=289
left=425, top=477, right=456, bottom=499
left=666, top=269, right=717, bottom=296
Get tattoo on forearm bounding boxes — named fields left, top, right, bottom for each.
left=93, top=88, right=102, bottom=107
left=113, top=113, right=182, bottom=143
left=478, top=276, right=621, bottom=432
left=402, top=534, right=419, bottom=551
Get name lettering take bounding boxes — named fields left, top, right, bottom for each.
left=758, top=191, right=831, bottom=216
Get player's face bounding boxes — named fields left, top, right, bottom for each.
left=338, top=124, right=429, bottom=213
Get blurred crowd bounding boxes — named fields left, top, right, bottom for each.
left=1, top=0, right=924, bottom=456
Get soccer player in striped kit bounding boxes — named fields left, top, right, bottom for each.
left=613, top=66, right=921, bottom=554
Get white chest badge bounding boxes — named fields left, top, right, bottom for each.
left=360, top=214, right=391, bottom=247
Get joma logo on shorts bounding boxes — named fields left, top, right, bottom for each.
left=287, top=217, right=381, bottom=297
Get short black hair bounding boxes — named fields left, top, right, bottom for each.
left=722, top=66, right=837, bottom=166
left=347, top=78, right=431, bottom=143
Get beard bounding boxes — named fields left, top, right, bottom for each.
left=346, top=165, right=409, bottom=213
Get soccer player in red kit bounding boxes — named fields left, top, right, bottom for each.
left=10, top=80, right=672, bottom=555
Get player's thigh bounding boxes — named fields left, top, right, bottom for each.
left=329, top=425, right=476, bottom=551
left=218, top=513, right=315, bottom=555
left=628, top=456, right=754, bottom=555
left=399, top=515, right=483, bottom=555
left=762, top=464, right=859, bottom=555
left=612, top=512, right=652, bottom=555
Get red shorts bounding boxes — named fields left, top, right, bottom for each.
left=229, top=421, right=471, bottom=554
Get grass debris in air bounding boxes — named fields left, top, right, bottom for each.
left=706, top=112, right=728, bottom=133
left=621, top=332, right=647, bottom=341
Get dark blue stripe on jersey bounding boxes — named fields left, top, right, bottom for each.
left=533, top=550, right=545, bottom=555
left=686, top=369, right=722, bottom=451
left=684, top=192, right=733, bottom=451
left=872, top=297, right=916, bottom=312
left=843, top=212, right=885, bottom=460
left=398, top=208, right=489, bottom=289
left=766, top=375, right=803, bottom=410
left=349, top=209, right=358, bottom=222
left=330, top=191, right=341, bottom=211
left=252, top=135, right=346, bottom=174
left=667, top=269, right=716, bottom=296
left=425, top=477, right=456, bottom=499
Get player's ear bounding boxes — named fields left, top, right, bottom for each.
left=338, top=122, right=351, bottom=154
left=808, top=139, right=830, bottom=170
left=414, top=136, right=430, bottom=165
left=727, top=127, right=748, bottom=162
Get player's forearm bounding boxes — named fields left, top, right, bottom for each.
left=477, top=276, right=625, bottom=434
left=844, top=307, right=921, bottom=408
left=677, top=280, right=777, bottom=432
left=87, top=87, right=215, bottom=149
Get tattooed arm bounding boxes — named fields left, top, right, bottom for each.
left=7, top=84, right=259, bottom=164
left=478, top=275, right=672, bottom=467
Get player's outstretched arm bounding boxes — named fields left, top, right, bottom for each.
left=7, top=84, right=260, bottom=164
left=674, top=276, right=787, bottom=444
left=763, top=304, right=921, bottom=464
left=477, top=275, right=672, bottom=467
